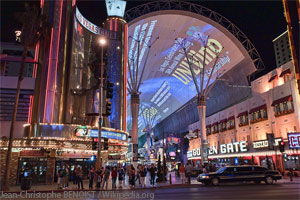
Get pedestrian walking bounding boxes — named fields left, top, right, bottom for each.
left=140, top=165, right=147, bottom=188
left=118, top=167, right=125, bottom=188
left=289, top=168, right=293, bottom=182
left=179, top=163, right=185, bottom=184
left=72, top=169, right=77, bottom=186
left=102, top=166, right=110, bottom=190
left=57, top=168, right=63, bottom=189
left=185, top=162, right=192, bottom=184
left=89, top=167, right=95, bottom=189
left=111, top=167, right=118, bottom=189
left=96, top=167, right=103, bottom=189
left=64, top=164, right=69, bottom=188
left=149, top=164, right=157, bottom=186
left=76, top=166, right=84, bottom=190
left=136, top=165, right=141, bottom=186
left=130, top=165, right=136, bottom=187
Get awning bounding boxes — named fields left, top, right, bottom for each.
left=206, top=124, right=211, bottom=128
left=237, top=111, right=248, bottom=118
left=268, top=74, right=278, bottom=82
left=279, top=68, right=291, bottom=77
left=211, top=122, right=218, bottom=126
left=249, top=104, right=267, bottom=113
left=271, top=95, right=293, bottom=106
left=227, top=116, right=235, bottom=121
left=219, top=119, right=227, bottom=123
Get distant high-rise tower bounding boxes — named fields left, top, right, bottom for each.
left=273, top=31, right=292, bottom=67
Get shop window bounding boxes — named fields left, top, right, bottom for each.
left=17, top=158, right=47, bottom=185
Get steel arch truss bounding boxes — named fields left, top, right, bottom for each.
left=125, top=0, right=265, bottom=70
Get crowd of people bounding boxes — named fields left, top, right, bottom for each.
left=57, top=163, right=160, bottom=190
left=57, top=162, right=219, bottom=190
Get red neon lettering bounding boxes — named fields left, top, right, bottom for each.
left=291, top=136, right=295, bottom=147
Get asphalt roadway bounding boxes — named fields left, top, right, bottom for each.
left=2, top=182, right=299, bottom=200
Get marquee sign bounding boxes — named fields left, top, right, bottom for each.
left=75, top=7, right=117, bottom=39
left=89, top=129, right=127, bottom=141
left=288, top=132, right=300, bottom=149
left=253, top=138, right=282, bottom=149
left=187, top=141, right=248, bottom=158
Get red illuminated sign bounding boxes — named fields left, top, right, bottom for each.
left=288, top=132, right=300, bottom=149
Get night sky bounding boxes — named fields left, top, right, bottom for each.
left=1, top=0, right=287, bottom=74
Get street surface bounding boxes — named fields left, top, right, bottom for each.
left=1, top=182, right=299, bottom=200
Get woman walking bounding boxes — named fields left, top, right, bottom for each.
left=179, top=163, right=185, bottom=184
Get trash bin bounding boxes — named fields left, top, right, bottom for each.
left=21, top=177, right=31, bottom=190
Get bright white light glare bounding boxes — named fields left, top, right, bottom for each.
left=99, top=38, right=106, bottom=45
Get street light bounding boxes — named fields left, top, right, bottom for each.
left=97, top=37, right=106, bottom=170
left=99, top=38, right=106, bottom=45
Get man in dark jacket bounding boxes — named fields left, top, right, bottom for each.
left=149, top=164, right=157, bottom=186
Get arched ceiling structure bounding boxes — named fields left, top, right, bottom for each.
left=125, top=0, right=265, bottom=131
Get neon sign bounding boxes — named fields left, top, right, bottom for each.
left=288, top=132, right=300, bottom=149
left=89, top=129, right=127, bottom=141
left=187, top=141, right=248, bottom=158
left=253, top=138, right=282, bottom=148
left=75, top=7, right=117, bottom=39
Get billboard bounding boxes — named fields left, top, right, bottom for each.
left=128, top=13, right=246, bottom=126
left=106, top=0, right=126, bottom=18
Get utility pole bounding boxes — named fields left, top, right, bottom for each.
left=97, top=38, right=106, bottom=169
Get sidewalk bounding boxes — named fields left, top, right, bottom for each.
left=277, top=176, right=300, bottom=184
left=8, top=172, right=187, bottom=193
left=7, top=174, right=299, bottom=192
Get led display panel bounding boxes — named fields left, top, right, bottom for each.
left=127, top=14, right=246, bottom=126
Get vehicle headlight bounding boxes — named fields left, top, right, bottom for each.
left=202, top=175, right=209, bottom=179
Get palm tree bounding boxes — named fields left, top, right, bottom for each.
left=2, top=3, right=49, bottom=191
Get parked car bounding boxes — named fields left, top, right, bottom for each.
left=197, top=165, right=282, bottom=186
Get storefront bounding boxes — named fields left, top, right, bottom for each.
left=17, top=152, right=48, bottom=185
left=0, top=132, right=128, bottom=186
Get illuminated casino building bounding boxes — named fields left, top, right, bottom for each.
left=0, top=0, right=129, bottom=186
left=187, top=60, right=300, bottom=175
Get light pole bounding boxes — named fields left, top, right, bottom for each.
left=97, top=37, right=106, bottom=169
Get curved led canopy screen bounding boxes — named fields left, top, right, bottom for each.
left=128, top=13, right=247, bottom=129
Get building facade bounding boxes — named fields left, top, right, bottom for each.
left=0, top=42, right=36, bottom=138
left=273, top=31, right=292, bottom=68
left=188, top=60, right=300, bottom=175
